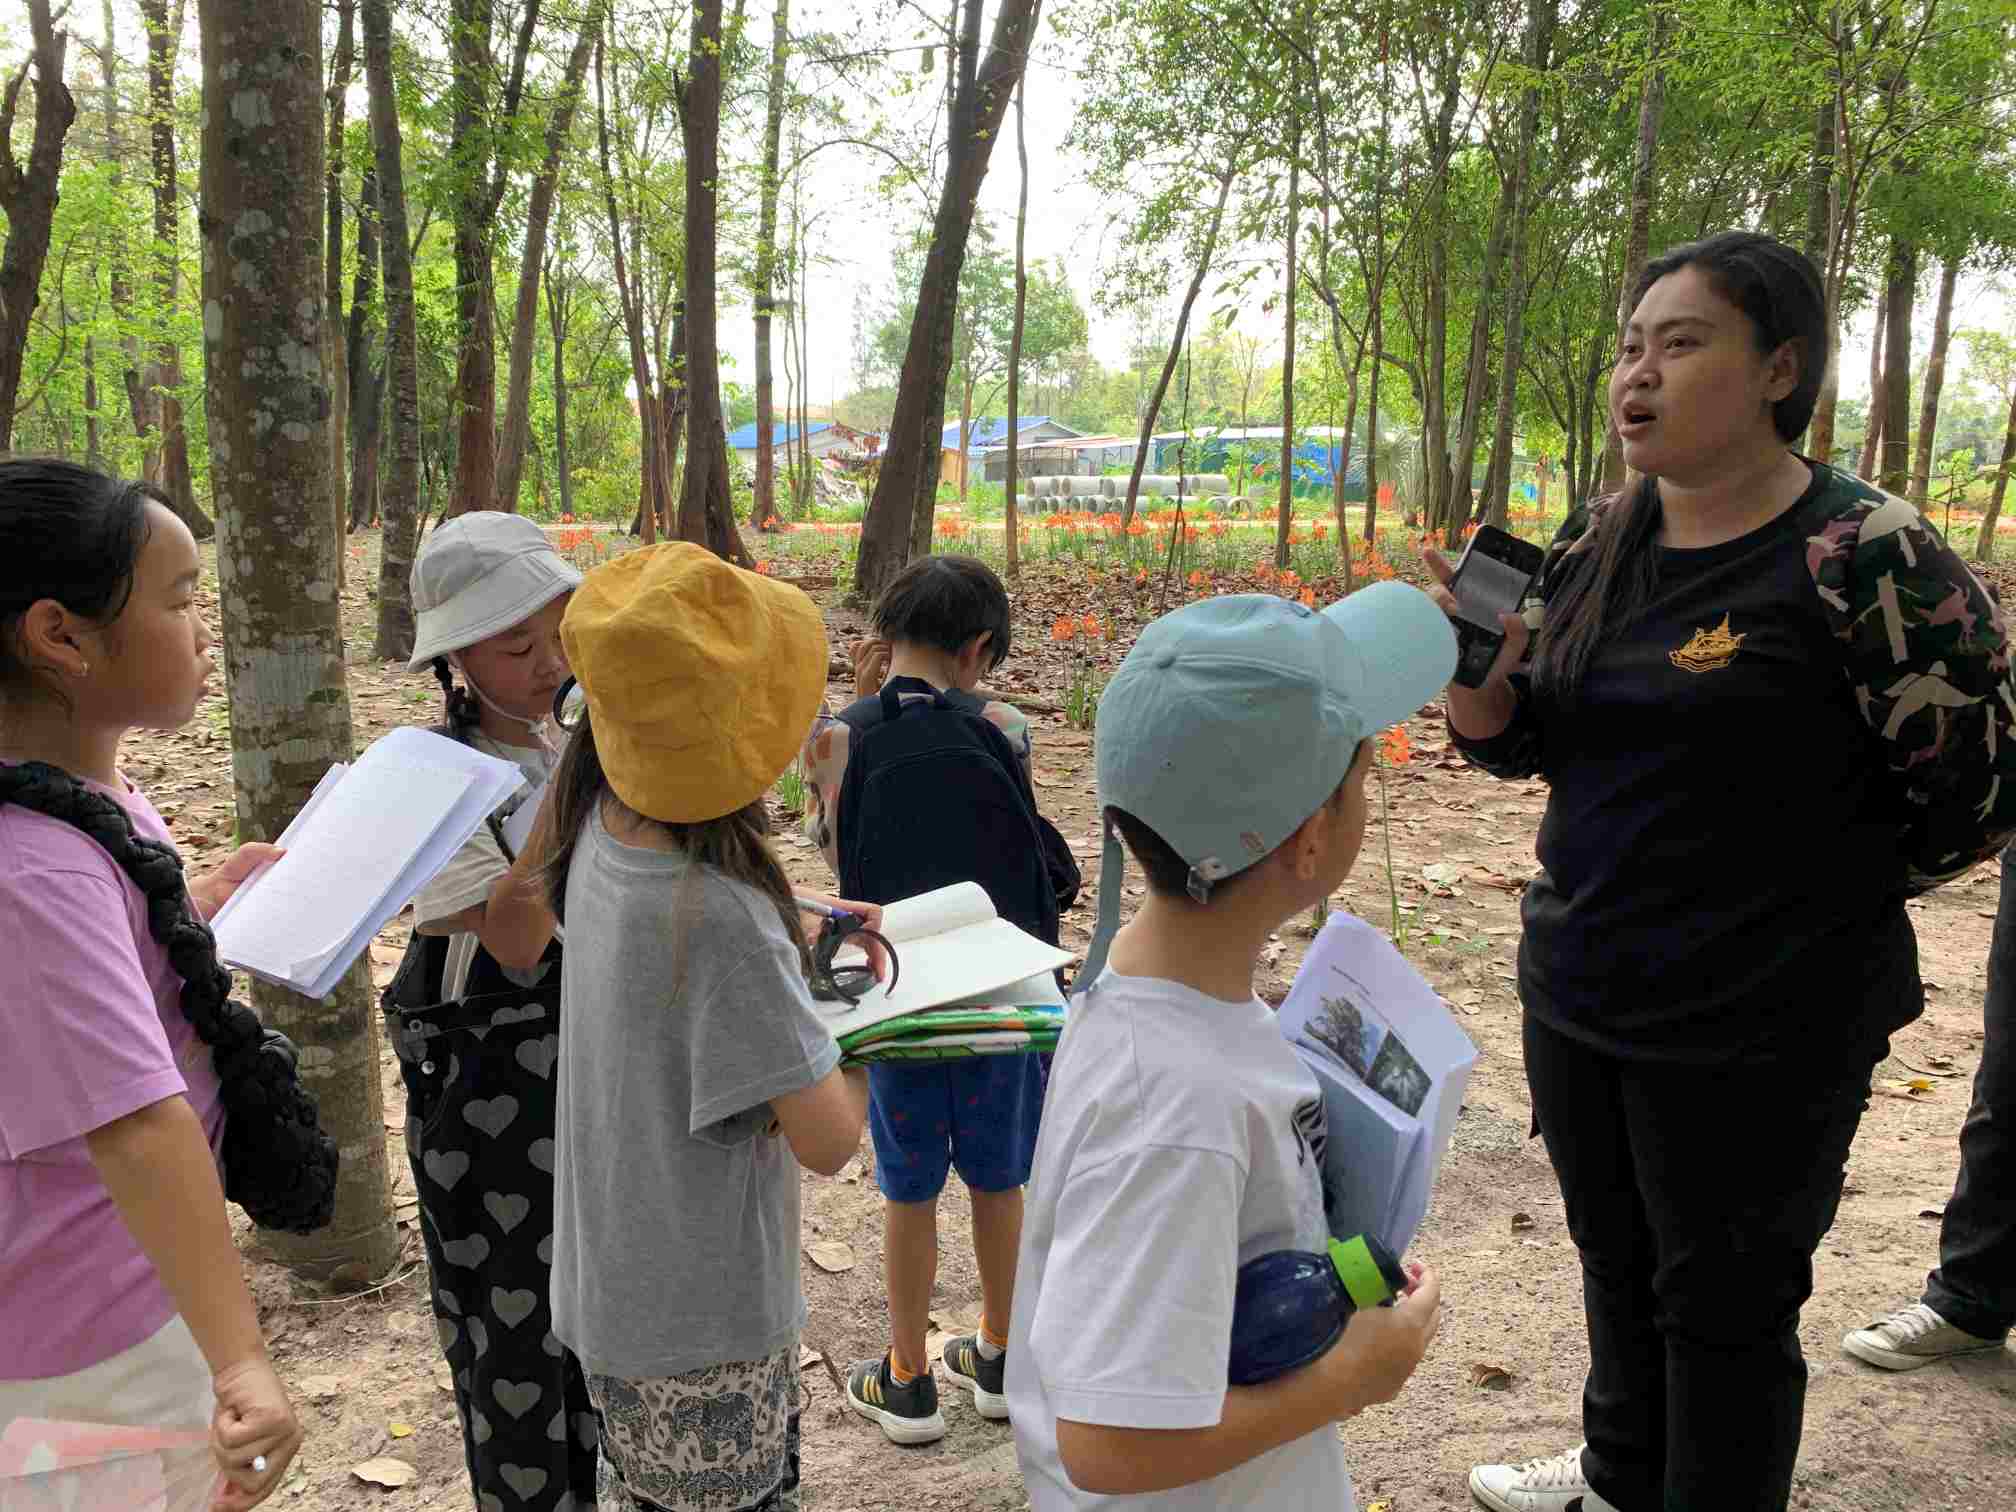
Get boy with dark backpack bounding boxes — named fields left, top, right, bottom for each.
left=801, top=555, right=1079, bottom=1444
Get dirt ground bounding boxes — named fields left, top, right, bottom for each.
left=146, top=529, right=2013, bottom=1511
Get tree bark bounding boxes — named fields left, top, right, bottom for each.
left=138, top=0, right=208, bottom=537
left=347, top=165, right=383, bottom=532
left=1446, top=170, right=1513, bottom=541
left=1417, top=62, right=1461, bottom=532
left=1858, top=283, right=1887, bottom=481
left=751, top=0, right=790, bottom=530
left=448, top=0, right=499, bottom=516
left=1484, top=0, right=1555, bottom=529
left=1118, top=152, right=1241, bottom=528
left=1974, top=383, right=2016, bottom=563
left=853, top=0, right=1042, bottom=600
left=1004, top=69, right=1028, bottom=577
left=496, top=1, right=600, bottom=515
left=596, top=37, right=663, bottom=545
left=1908, top=254, right=1959, bottom=506
left=674, top=0, right=751, bottom=563
left=545, top=254, right=575, bottom=519
left=197, top=0, right=397, bottom=1278
left=0, top=2, right=77, bottom=455
left=364, top=0, right=421, bottom=660
left=1603, top=5, right=1669, bottom=491
left=1878, top=237, right=1916, bottom=497
left=324, top=0, right=353, bottom=561
left=1275, top=138, right=1298, bottom=572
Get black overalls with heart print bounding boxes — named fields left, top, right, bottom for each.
left=384, top=821, right=596, bottom=1512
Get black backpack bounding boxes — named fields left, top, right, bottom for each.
left=835, top=677, right=1079, bottom=944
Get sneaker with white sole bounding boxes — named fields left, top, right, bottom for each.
left=1842, top=1302, right=2004, bottom=1371
left=938, top=1333, right=1010, bottom=1420
left=1470, top=1445, right=1624, bottom=1512
left=846, top=1352, right=948, bottom=1445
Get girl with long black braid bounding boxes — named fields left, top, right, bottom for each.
left=0, top=459, right=303, bottom=1510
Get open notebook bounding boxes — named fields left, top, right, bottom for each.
left=209, top=727, right=525, bottom=999
left=821, top=882, right=1072, bottom=1061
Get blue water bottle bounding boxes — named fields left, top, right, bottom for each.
left=1227, top=1233, right=1411, bottom=1386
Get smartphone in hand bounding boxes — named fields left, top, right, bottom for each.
left=1448, top=525, right=1545, bottom=687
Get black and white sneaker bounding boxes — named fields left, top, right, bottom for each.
left=846, top=1352, right=947, bottom=1445
left=938, top=1333, right=1009, bottom=1420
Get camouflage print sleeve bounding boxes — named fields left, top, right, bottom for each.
left=1449, top=502, right=1604, bottom=781
left=1808, top=488, right=2016, bottom=894
left=799, top=712, right=851, bottom=884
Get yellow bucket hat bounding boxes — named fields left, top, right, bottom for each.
left=561, top=543, right=828, bottom=823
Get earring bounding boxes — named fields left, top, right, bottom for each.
left=71, top=662, right=91, bottom=678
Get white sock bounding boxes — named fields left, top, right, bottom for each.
left=975, top=1332, right=1004, bottom=1362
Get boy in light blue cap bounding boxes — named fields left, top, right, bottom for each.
left=1004, top=581, right=1455, bottom=1511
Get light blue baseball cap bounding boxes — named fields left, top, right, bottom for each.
left=1079, top=582, right=1457, bottom=983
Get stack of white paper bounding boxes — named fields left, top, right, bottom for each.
left=209, top=727, right=526, bottom=999
left=1277, top=913, right=1478, bottom=1257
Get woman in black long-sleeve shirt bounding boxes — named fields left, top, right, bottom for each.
left=1443, top=233, right=2016, bottom=1512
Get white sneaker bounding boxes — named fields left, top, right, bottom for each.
left=1469, top=1445, right=1624, bottom=1512
left=1842, top=1302, right=2004, bottom=1371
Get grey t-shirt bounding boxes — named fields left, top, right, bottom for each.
left=551, top=805, right=842, bottom=1378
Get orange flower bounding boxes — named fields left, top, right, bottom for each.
left=1081, top=613, right=1102, bottom=638
left=1208, top=520, right=1228, bottom=538
left=1298, top=587, right=1316, bottom=608
left=560, top=512, right=575, bottom=524
left=764, top=515, right=780, bottom=529
left=1379, top=725, right=1412, bottom=766
left=1051, top=617, right=1077, bottom=642
left=1125, top=519, right=1148, bottom=537
left=754, top=560, right=774, bottom=576
left=1188, top=569, right=1208, bottom=588
left=1313, top=524, right=1328, bottom=542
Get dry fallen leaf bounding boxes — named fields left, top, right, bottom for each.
left=1367, top=1502, right=1394, bottom=1512
left=388, top=1422, right=414, bottom=1439
left=1509, top=1212, right=1535, bottom=1233
left=433, top=1363, right=455, bottom=1394
left=298, top=1375, right=342, bottom=1401
left=1469, top=1361, right=1514, bottom=1391
left=351, top=1457, right=417, bottom=1489
left=806, top=1240, right=857, bottom=1274
left=798, top=1346, right=824, bottom=1368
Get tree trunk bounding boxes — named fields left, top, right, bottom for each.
left=364, top=0, right=421, bottom=659
left=546, top=257, right=575, bottom=519
left=1446, top=171, right=1513, bottom=541
left=496, top=1, right=600, bottom=515
left=1805, top=98, right=1834, bottom=263
left=324, top=0, right=353, bottom=564
left=853, top=0, right=1042, bottom=600
left=1418, top=71, right=1460, bottom=533
left=1878, top=238, right=1916, bottom=497
left=751, top=0, right=790, bottom=531
left=675, top=0, right=751, bottom=563
left=101, top=0, right=157, bottom=481
left=0, top=3, right=76, bottom=454
left=197, top=0, right=397, bottom=1278
left=83, top=333, right=103, bottom=465
left=1604, top=6, right=1669, bottom=491
left=1974, top=383, right=2016, bottom=563
left=138, top=0, right=209, bottom=537
left=596, top=38, right=663, bottom=545
left=1004, top=69, right=1028, bottom=577
left=1909, top=254, right=1959, bottom=506
left=1485, top=0, right=1555, bottom=529
left=447, top=0, right=497, bottom=515
left=1118, top=152, right=1241, bottom=527
left=346, top=164, right=381, bottom=532
left=1858, top=283, right=1887, bottom=480
left=1275, top=140, right=1298, bottom=572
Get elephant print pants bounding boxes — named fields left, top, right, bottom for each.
left=388, top=990, right=599, bottom=1511
left=586, top=1349, right=801, bottom=1512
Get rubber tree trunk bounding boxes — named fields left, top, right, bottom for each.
left=347, top=164, right=382, bottom=532
left=1973, top=384, right=2016, bottom=563
left=1603, top=6, right=1669, bottom=492
left=140, top=0, right=211, bottom=537
left=751, top=0, right=790, bottom=531
left=324, top=0, right=353, bottom=558
left=198, top=0, right=398, bottom=1279
left=546, top=260, right=575, bottom=520
left=1858, top=284, right=1887, bottom=481
left=1878, top=238, right=1917, bottom=497
left=1446, top=171, right=1513, bottom=541
left=1908, top=255, right=1960, bottom=506
left=1119, top=152, right=1241, bottom=527
left=1275, top=141, right=1299, bottom=572
left=1004, top=70, right=1028, bottom=577
left=674, top=0, right=752, bottom=563
left=596, top=38, right=663, bottom=545
left=496, top=1, right=600, bottom=515
left=364, top=0, right=422, bottom=660
left=0, top=1, right=77, bottom=455
left=852, top=0, right=1042, bottom=600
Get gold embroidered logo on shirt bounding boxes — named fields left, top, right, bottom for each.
left=1669, top=614, right=1745, bottom=673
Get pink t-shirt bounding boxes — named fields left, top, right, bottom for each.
left=0, top=772, right=225, bottom=1379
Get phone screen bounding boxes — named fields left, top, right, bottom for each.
left=1453, top=550, right=1533, bottom=630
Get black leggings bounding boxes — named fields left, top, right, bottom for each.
left=1524, top=1012, right=1885, bottom=1512
left=387, top=961, right=597, bottom=1511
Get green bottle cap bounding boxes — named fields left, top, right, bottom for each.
left=1327, top=1233, right=1407, bottom=1310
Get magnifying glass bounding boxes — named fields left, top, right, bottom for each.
left=553, top=677, right=589, bottom=733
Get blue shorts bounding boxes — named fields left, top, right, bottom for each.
left=867, top=1055, right=1045, bottom=1204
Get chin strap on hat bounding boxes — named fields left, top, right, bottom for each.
left=448, top=653, right=559, bottom=760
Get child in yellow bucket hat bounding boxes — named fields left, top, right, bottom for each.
left=540, top=542, right=873, bottom=1512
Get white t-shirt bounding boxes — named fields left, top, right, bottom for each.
left=409, top=727, right=554, bottom=1000
left=1006, top=971, right=1351, bottom=1512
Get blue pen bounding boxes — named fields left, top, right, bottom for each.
left=796, top=899, right=862, bottom=929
